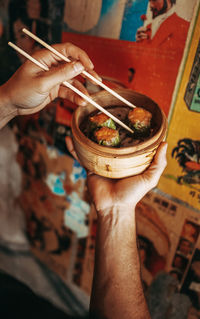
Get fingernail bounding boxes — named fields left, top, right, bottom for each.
left=80, top=100, right=86, bottom=106
left=73, top=62, right=84, bottom=73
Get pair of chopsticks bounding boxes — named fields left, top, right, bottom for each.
left=8, top=28, right=135, bottom=134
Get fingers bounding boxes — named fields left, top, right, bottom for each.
left=136, top=32, right=148, bottom=41
left=63, top=61, right=85, bottom=81
left=143, top=142, right=168, bottom=187
left=39, top=61, right=85, bottom=91
left=82, top=69, right=102, bottom=84
left=70, top=79, right=90, bottom=106
left=51, top=43, right=102, bottom=84
left=28, top=41, right=95, bottom=75
left=52, top=42, right=94, bottom=70
left=136, top=27, right=149, bottom=42
left=87, top=171, right=96, bottom=177
left=153, top=142, right=168, bottom=169
left=65, top=136, right=79, bottom=161
left=24, top=43, right=100, bottom=100
left=65, top=137, right=99, bottom=186
left=59, top=79, right=89, bottom=106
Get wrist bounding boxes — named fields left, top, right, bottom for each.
left=97, top=204, right=136, bottom=220
left=97, top=205, right=136, bottom=232
left=0, top=84, right=17, bottom=128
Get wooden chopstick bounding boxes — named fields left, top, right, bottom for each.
left=22, top=28, right=137, bottom=109
left=8, top=41, right=134, bottom=134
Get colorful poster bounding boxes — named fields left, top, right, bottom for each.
left=158, top=6, right=200, bottom=211
left=73, top=205, right=97, bottom=296
left=0, top=0, right=65, bottom=84
left=72, top=190, right=200, bottom=318
left=63, top=0, right=148, bottom=40
left=12, top=104, right=90, bottom=281
left=0, top=2, right=199, bottom=309
left=0, top=0, right=198, bottom=114
left=140, top=192, right=200, bottom=318
left=181, top=246, right=200, bottom=317
left=62, top=0, right=197, bottom=115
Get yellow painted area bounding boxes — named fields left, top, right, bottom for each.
left=158, top=9, right=200, bottom=210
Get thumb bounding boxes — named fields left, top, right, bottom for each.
left=42, top=61, right=84, bottom=89
left=65, top=136, right=79, bottom=162
left=143, top=142, right=168, bottom=187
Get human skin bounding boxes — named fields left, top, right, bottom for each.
left=135, top=0, right=173, bottom=41
left=0, top=42, right=100, bottom=128
left=149, top=0, right=171, bottom=19
left=26, top=0, right=41, bottom=20
left=0, top=42, right=167, bottom=318
left=66, top=137, right=167, bottom=319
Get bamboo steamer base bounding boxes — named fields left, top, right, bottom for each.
left=72, top=89, right=167, bottom=179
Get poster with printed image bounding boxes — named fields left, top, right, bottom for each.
left=142, top=191, right=200, bottom=289
left=158, top=5, right=200, bottom=210
left=63, top=0, right=149, bottom=40
left=181, top=239, right=200, bottom=316
left=140, top=191, right=200, bottom=318
left=71, top=189, right=200, bottom=308
left=72, top=204, right=96, bottom=294
left=12, top=107, right=91, bottom=282
left=63, top=0, right=195, bottom=41
left=0, top=0, right=65, bottom=85
left=0, top=1, right=200, bottom=308
left=62, top=0, right=198, bottom=115
left=0, top=0, right=198, bottom=115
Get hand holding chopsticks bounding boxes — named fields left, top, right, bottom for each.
left=4, top=41, right=90, bottom=114
left=22, top=28, right=136, bottom=109
left=8, top=40, right=134, bottom=133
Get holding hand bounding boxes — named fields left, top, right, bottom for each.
left=65, top=137, right=167, bottom=319
left=66, top=137, right=167, bottom=213
left=0, top=42, right=100, bottom=128
left=135, top=26, right=150, bottom=42
left=88, top=142, right=167, bottom=213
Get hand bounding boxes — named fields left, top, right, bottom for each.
left=67, top=138, right=166, bottom=319
left=66, top=137, right=167, bottom=213
left=135, top=26, right=149, bottom=42
left=1, top=42, right=100, bottom=116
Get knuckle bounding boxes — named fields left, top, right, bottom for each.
left=64, top=42, right=73, bottom=51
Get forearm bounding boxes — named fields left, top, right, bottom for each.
left=0, top=84, right=17, bottom=129
left=89, top=206, right=150, bottom=319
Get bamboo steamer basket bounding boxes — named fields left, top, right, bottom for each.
left=71, top=89, right=167, bottom=179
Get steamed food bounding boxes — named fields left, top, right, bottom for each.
left=89, top=113, right=116, bottom=132
left=81, top=106, right=153, bottom=148
left=88, top=113, right=120, bottom=146
left=128, top=107, right=152, bottom=137
left=94, top=127, right=120, bottom=146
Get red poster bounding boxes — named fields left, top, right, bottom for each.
left=62, top=0, right=197, bottom=115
